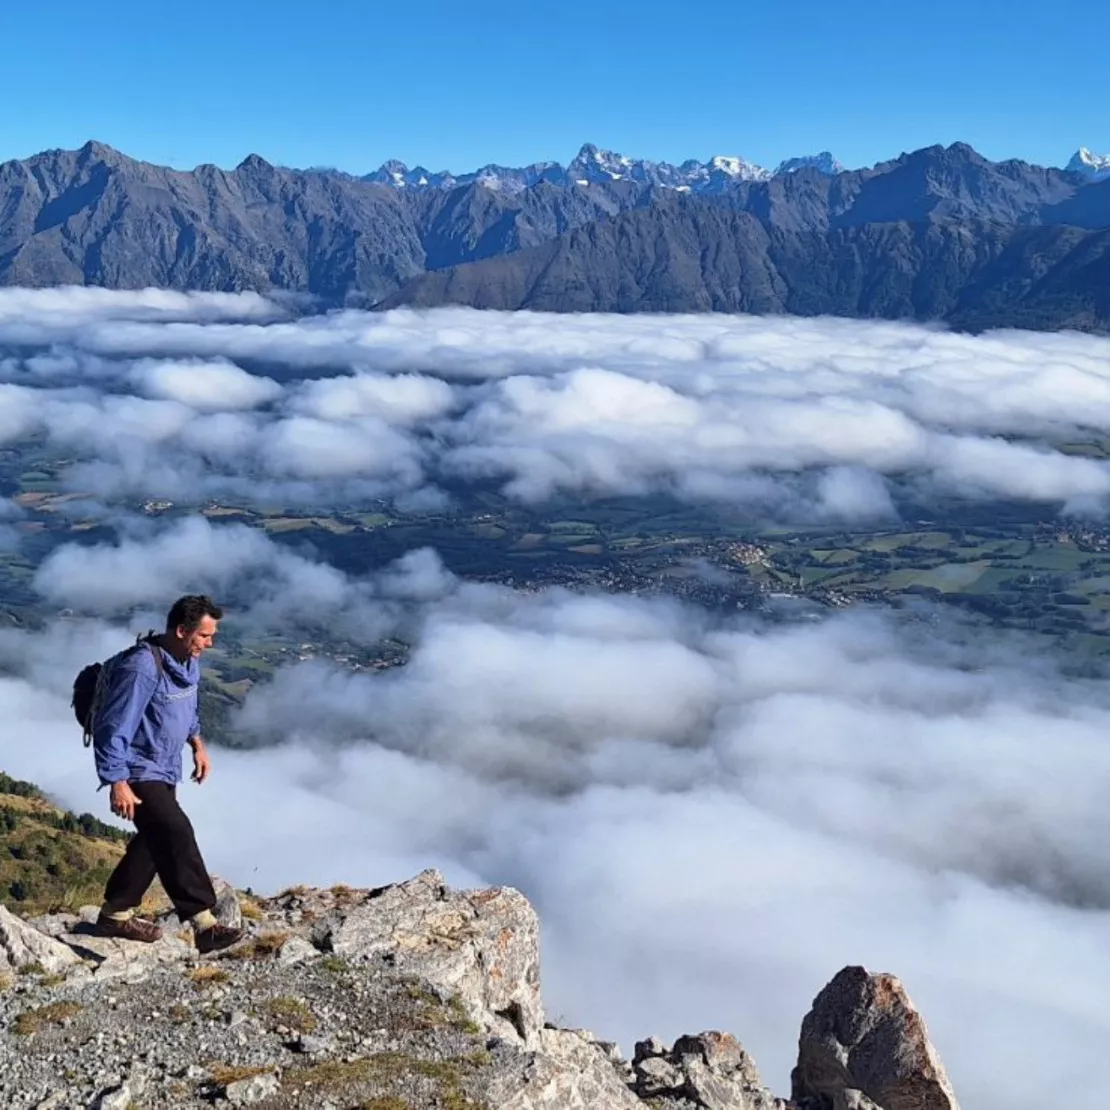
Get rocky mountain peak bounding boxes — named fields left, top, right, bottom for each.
left=775, top=151, right=846, bottom=176
left=0, top=869, right=962, bottom=1109
left=76, top=140, right=123, bottom=166
left=235, top=153, right=276, bottom=174
left=1067, top=146, right=1110, bottom=179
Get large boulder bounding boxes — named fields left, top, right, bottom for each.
left=791, top=966, right=960, bottom=1110
left=314, top=868, right=544, bottom=1045
left=53, top=926, right=196, bottom=981
left=0, top=904, right=82, bottom=975
left=630, top=1030, right=787, bottom=1109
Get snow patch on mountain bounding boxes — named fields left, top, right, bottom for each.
left=775, top=151, right=846, bottom=176
left=362, top=143, right=845, bottom=194
left=1066, top=147, right=1110, bottom=179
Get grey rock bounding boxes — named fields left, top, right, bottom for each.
left=634, top=1035, right=668, bottom=1062
left=276, top=935, right=318, bottom=968
left=634, top=1054, right=682, bottom=1093
left=55, top=926, right=195, bottom=981
left=630, top=1031, right=785, bottom=1110
left=224, top=1071, right=279, bottom=1105
left=319, top=868, right=544, bottom=1044
left=834, top=1092, right=884, bottom=1110
left=791, top=966, right=961, bottom=1110
left=94, top=1085, right=134, bottom=1110
left=215, top=879, right=244, bottom=932
left=24, top=913, right=79, bottom=938
left=483, top=1026, right=644, bottom=1109
left=293, top=1033, right=335, bottom=1055
left=0, top=904, right=83, bottom=974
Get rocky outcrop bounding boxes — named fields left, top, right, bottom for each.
left=791, top=966, right=960, bottom=1110
left=311, top=868, right=543, bottom=1046
left=630, top=1031, right=787, bottom=1109
left=0, top=904, right=81, bottom=976
left=0, top=874, right=963, bottom=1110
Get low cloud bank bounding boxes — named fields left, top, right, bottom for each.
left=2, top=533, right=1108, bottom=1108
left=1, top=293, right=1106, bottom=1107
left=3, top=291, right=1110, bottom=516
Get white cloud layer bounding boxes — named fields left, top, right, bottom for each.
left=1, top=291, right=1108, bottom=1107
left=2, top=526, right=1108, bottom=1109
left=3, top=290, right=1110, bottom=516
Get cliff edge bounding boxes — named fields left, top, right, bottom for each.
left=0, top=869, right=960, bottom=1110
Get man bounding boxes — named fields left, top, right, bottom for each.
left=92, top=594, right=243, bottom=954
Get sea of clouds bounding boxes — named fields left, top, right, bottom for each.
left=1, top=288, right=1109, bottom=1107
left=6, top=287, right=1110, bottom=516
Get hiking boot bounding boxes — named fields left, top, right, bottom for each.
left=194, top=923, right=244, bottom=955
left=94, top=914, right=163, bottom=943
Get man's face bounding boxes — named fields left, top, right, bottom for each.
left=179, top=615, right=218, bottom=658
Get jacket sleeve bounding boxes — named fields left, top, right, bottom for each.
left=189, top=702, right=201, bottom=741
left=92, top=660, right=158, bottom=785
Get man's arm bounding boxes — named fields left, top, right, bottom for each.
left=92, top=662, right=157, bottom=786
left=187, top=705, right=211, bottom=784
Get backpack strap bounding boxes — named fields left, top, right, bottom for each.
left=140, top=630, right=167, bottom=681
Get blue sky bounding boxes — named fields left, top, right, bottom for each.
left=2, top=0, right=1106, bottom=174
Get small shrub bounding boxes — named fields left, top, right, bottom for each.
left=320, top=955, right=347, bottom=974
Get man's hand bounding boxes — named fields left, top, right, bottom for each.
left=110, top=781, right=142, bottom=822
left=190, top=737, right=211, bottom=785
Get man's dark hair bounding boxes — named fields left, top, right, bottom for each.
left=166, top=595, right=224, bottom=634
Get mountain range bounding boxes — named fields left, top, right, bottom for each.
left=357, top=143, right=847, bottom=193
left=3, top=139, right=1110, bottom=330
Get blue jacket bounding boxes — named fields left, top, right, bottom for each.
left=92, top=643, right=201, bottom=786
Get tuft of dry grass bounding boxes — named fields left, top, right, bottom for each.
left=239, top=898, right=263, bottom=922
left=188, top=966, right=229, bottom=987
left=0, top=971, right=14, bottom=992
left=207, top=1063, right=275, bottom=1087
left=292, top=1052, right=488, bottom=1108
left=264, top=995, right=317, bottom=1033
left=220, top=931, right=286, bottom=960
left=13, top=1000, right=83, bottom=1036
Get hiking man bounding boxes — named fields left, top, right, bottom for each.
left=91, top=594, right=243, bottom=954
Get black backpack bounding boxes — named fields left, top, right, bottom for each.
left=72, top=632, right=166, bottom=747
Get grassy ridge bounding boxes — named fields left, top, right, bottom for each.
left=0, top=771, right=127, bottom=915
